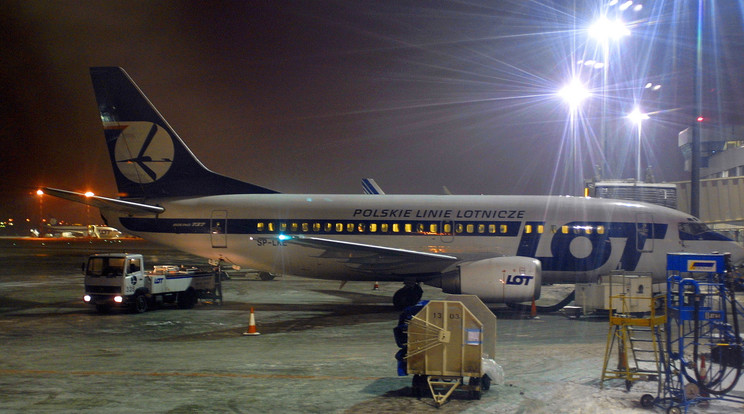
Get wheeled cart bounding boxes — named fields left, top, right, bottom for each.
left=402, top=299, right=497, bottom=407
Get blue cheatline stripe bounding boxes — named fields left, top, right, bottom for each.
left=119, top=217, right=522, bottom=237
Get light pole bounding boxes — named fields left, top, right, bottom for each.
left=588, top=15, right=630, bottom=180
left=627, top=107, right=649, bottom=182
left=559, top=78, right=590, bottom=195
left=35, top=189, right=44, bottom=236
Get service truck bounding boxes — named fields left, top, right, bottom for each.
left=83, top=253, right=219, bottom=313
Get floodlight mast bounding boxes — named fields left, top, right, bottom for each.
left=627, top=107, right=649, bottom=182
left=588, top=15, right=629, bottom=180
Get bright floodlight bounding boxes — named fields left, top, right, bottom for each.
left=36, top=189, right=44, bottom=196
left=559, top=79, right=590, bottom=109
left=84, top=191, right=95, bottom=197
left=589, top=16, right=630, bottom=41
left=627, top=107, right=649, bottom=124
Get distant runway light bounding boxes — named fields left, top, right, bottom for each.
left=85, top=192, right=95, bottom=197
left=36, top=189, right=44, bottom=196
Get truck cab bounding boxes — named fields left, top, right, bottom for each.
left=83, top=253, right=148, bottom=313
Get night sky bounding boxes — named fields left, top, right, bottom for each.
left=2, top=1, right=744, bottom=226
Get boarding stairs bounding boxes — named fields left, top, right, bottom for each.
left=601, top=294, right=666, bottom=391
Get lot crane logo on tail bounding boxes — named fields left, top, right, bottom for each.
left=110, top=121, right=174, bottom=184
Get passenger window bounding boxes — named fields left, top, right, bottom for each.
left=417, top=223, right=425, bottom=233
left=392, top=223, right=400, bottom=233
left=336, top=223, right=343, bottom=232
left=291, top=223, right=298, bottom=232
left=537, top=225, right=544, bottom=234
left=257, top=222, right=265, bottom=232
left=268, top=222, right=275, bottom=232
left=455, top=223, right=464, bottom=234
left=500, top=224, right=508, bottom=234
left=429, top=223, right=438, bottom=233
left=478, top=224, right=485, bottom=234
left=444, top=223, right=452, bottom=233
left=347, top=223, right=355, bottom=233
left=381, top=223, right=389, bottom=232
left=324, top=223, right=332, bottom=232
left=405, top=223, right=412, bottom=233
left=596, top=225, right=604, bottom=234
left=466, top=224, right=474, bottom=233
left=561, top=225, right=568, bottom=234
left=370, top=223, right=377, bottom=233
left=313, top=223, right=321, bottom=232
left=489, top=224, right=496, bottom=234
left=357, top=223, right=366, bottom=232
left=302, top=223, right=309, bottom=232
left=525, top=224, right=532, bottom=234
left=280, top=222, right=287, bottom=232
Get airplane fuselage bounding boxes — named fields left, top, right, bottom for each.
left=103, top=193, right=741, bottom=284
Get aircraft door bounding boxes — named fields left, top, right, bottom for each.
left=440, top=220, right=454, bottom=243
left=635, top=212, right=654, bottom=253
left=211, top=210, right=227, bottom=248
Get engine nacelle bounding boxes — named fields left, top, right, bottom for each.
left=436, top=257, right=542, bottom=303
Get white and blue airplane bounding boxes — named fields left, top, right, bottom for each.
left=45, top=67, right=744, bottom=309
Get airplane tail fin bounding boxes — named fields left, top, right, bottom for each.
left=89, top=67, right=277, bottom=200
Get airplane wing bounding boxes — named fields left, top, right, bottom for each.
left=42, top=187, right=164, bottom=215
left=285, top=236, right=458, bottom=277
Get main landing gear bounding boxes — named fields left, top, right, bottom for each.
left=393, top=283, right=423, bottom=310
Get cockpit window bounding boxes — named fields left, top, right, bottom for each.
left=679, top=222, right=731, bottom=241
left=679, top=222, right=710, bottom=236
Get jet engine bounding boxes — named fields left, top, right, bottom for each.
left=433, top=257, right=542, bottom=303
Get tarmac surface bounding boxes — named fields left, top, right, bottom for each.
left=1, top=237, right=743, bottom=413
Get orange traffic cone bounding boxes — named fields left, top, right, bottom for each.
left=243, top=307, right=261, bottom=336
left=530, top=296, right=538, bottom=319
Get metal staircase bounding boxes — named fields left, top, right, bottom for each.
left=601, top=293, right=666, bottom=391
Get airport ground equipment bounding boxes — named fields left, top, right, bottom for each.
left=83, top=253, right=221, bottom=313
left=640, top=253, right=744, bottom=413
left=576, top=272, right=654, bottom=315
left=394, top=298, right=497, bottom=407
left=600, top=289, right=666, bottom=392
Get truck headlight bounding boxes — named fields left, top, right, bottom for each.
left=114, top=296, right=123, bottom=303
left=83, top=295, right=91, bottom=302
